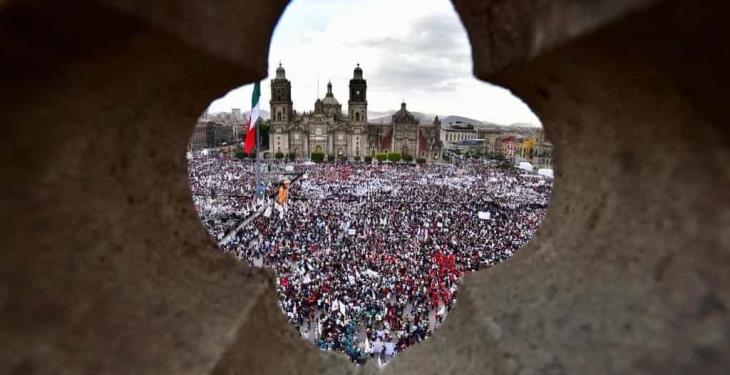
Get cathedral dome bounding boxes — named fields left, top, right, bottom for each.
left=314, top=98, right=324, bottom=114
left=353, top=63, right=363, bottom=79
left=392, top=102, right=419, bottom=124
left=322, top=96, right=340, bottom=106
left=322, top=81, right=340, bottom=106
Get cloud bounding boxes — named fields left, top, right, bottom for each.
left=359, top=15, right=469, bottom=61
left=207, top=0, right=540, bottom=125
left=369, top=59, right=462, bottom=93
left=356, top=14, right=471, bottom=94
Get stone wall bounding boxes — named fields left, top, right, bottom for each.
left=1, top=0, right=728, bottom=374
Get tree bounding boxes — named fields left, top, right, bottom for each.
left=387, top=152, right=401, bottom=162
left=310, top=152, right=324, bottom=162
left=353, top=155, right=361, bottom=161
left=364, top=156, right=373, bottom=163
left=498, top=159, right=513, bottom=170
left=275, top=152, right=284, bottom=159
left=287, top=152, right=296, bottom=160
left=234, top=149, right=246, bottom=159
left=376, top=153, right=388, bottom=162
left=402, top=154, right=413, bottom=162
left=258, top=121, right=270, bottom=149
left=416, top=157, right=426, bottom=164
left=327, top=154, right=335, bottom=162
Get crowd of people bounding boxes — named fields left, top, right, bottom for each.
left=188, top=155, right=260, bottom=241
left=188, top=152, right=552, bottom=364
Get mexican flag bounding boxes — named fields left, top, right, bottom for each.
left=244, top=82, right=261, bottom=154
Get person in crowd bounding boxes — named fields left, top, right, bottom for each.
left=188, top=152, right=552, bottom=364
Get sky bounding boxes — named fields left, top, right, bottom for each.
left=207, top=0, right=541, bottom=125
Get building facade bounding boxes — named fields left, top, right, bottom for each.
left=189, top=120, right=234, bottom=151
left=441, top=122, right=479, bottom=144
left=491, top=132, right=553, bottom=169
left=533, top=129, right=553, bottom=168
left=269, top=63, right=442, bottom=160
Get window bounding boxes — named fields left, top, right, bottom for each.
left=355, top=112, right=360, bottom=121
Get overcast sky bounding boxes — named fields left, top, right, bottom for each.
left=207, top=0, right=540, bottom=125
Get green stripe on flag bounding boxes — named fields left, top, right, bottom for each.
left=251, top=82, right=261, bottom=107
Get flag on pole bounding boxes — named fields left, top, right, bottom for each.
left=278, top=180, right=290, bottom=205
left=244, top=82, right=261, bottom=154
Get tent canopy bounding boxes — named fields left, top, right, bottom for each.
left=517, top=162, right=534, bottom=171
left=538, top=168, right=554, bottom=178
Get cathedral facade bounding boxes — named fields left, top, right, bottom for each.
left=269, top=64, right=443, bottom=161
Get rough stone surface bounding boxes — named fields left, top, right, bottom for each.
left=387, top=1, right=730, bottom=374
left=1, top=0, right=728, bottom=374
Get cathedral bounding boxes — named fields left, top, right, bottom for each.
left=269, top=63, right=443, bottom=161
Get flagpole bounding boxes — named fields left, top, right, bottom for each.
left=255, top=115, right=262, bottom=201
left=245, top=81, right=262, bottom=202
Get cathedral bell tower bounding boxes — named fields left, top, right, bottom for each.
left=348, top=64, right=367, bottom=123
left=270, top=63, right=293, bottom=124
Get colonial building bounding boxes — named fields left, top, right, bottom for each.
left=189, top=120, right=234, bottom=151
left=269, top=63, right=442, bottom=160
left=441, top=121, right=478, bottom=144
left=478, top=128, right=503, bottom=154
left=533, top=129, right=553, bottom=168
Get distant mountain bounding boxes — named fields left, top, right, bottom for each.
left=236, top=108, right=538, bottom=128
left=368, top=110, right=439, bottom=125
left=507, top=122, right=541, bottom=128
left=368, top=110, right=488, bottom=126
left=440, top=115, right=484, bottom=126
left=367, top=110, right=395, bottom=119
